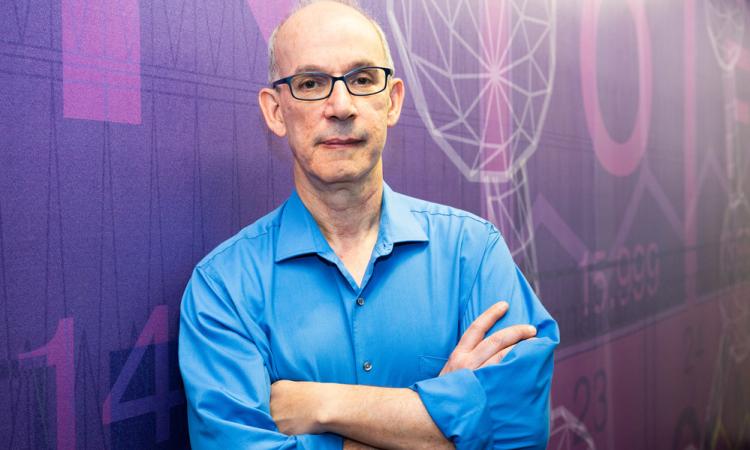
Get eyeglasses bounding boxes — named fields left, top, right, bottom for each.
left=272, top=66, right=393, bottom=101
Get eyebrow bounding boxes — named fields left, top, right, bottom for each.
left=291, top=60, right=379, bottom=75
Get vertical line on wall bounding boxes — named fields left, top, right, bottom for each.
left=150, top=0, right=156, bottom=67
left=0, top=164, right=19, bottom=450
left=74, top=331, right=90, bottom=448
left=148, top=90, right=156, bottom=312
left=107, top=121, right=123, bottom=351
left=192, top=0, right=198, bottom=70
left=245, top=2, right=260, bottom=80
left=81, top=332, right=90, bottom=448
left=156, top=117, right=166, bottom=307
left=45, top=82, right=54, bottom=341
left=231, top=0, right=241, bottom=231
left=86, top=329, right=108, bottom=448
left=422, top=129, right=427, bottom=200
left=48, top=64, right=68, bottom=318
left=147, top=81, right=166, bottom=309
left=163, top=0, right=188, bottom=67
left=97, top=121, right=108, bottom=410
left=399, top=126, right=405, bottom=191
left=11, top=0, right=32, bottom=43
left=441, top=129, right=447, bottom=206
left=97, top=119, right=122, bottom=435
left=683, top=0, right=697, bottom=304
left=267, top=119, right=274, bottom=210
left=24, top=368, right=33, bottom=448
left=232, top=0, right=236, bottom=79
left=203, top=0, right=227, bottom=75
left=644, top=302, right=650, bottom=449
left=232, top=102, right=241, bottom=231
left=193, top=87, right=206, bottom=261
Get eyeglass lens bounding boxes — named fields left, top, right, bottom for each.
left=290, top=68, right=387, bottom=100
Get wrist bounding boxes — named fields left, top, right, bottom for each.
left=314, top=382, right=342, bottom=431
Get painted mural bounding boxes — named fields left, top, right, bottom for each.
left=0, top=0, right=748, bottom=448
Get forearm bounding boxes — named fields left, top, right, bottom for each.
left=318, top=383, right=453, bottom=450
left=342, top=438, right=379, bottom=450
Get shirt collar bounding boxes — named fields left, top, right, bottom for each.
left=275, top=182, right=428, bottom=263
left=378, top=183, right=429, bottom=247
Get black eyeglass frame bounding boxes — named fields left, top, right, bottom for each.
left=272, top=66, right=394, bottom=101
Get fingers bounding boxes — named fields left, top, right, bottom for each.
left=469, top=324, right=536, bottom=367
left=477, top=344, right=515, bottom=369
left=454, top=301, right=509, bottom=352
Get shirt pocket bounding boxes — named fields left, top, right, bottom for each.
left=418, top=354, right=449, bottom=379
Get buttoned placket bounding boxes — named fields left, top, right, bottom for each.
left=346, top=239, right=395, bottom=381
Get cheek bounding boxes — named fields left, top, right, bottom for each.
left=283, top=109, right=315, bottom=146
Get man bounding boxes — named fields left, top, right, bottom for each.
left=178, top=1, right=559, bottom=449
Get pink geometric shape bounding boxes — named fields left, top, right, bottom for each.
left=580, top=0, right=652, bottom=177
left=19, top=319, right=76, bottom=450
left=246, top=0, right=295, bottom=43
left=479, top=1, right=511, bottom=174
left=736, top=100, right=750, bottom=125
left=729, top=40, right=750, bottom=73
left=683, top=0, right=697, bottom=303
left=62, top=0, right=141, bottom=124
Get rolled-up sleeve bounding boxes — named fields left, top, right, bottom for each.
left=179, top=266, right=343, bottom=449
left=411, top=228, right=560, bottom=449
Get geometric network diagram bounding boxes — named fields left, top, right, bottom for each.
left=386, top=0, right=557, bottom=287
left=548, top=406, right=597, bottom=450
left=707, top=0, right=750, bottom=365
left=705, top=0, right=746, bottom=72
left=386, top=1, right=749, bottom=447
left=387, top=2, right=602, bottom=446
left=704, top=0, right=750, bottom=447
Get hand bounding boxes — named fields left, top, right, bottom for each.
left=270, top=380, right=325, bottom=435
left=439, top=301, right=536, bottom=375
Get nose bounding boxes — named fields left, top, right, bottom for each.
left=324, top=79, right=357, bottom=121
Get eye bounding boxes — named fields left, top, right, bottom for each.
left=296, top=79, right=319, bottom=90
left=294, top=75, right=327, bottom=91
left=352, top=75, right=374, bottom=86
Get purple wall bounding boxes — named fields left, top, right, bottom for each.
left=1, top=0, right=749, bottom=448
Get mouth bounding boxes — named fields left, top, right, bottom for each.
left=318, top=137, right=366, bottom=148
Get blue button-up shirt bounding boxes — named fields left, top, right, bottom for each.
left=179, top=184, right=559, bottom=449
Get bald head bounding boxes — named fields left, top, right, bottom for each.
left=267, top=0, right=394, bottom=82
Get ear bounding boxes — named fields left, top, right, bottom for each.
left=386, top=77, right=405, bottom=127
left=258, top=87, right=287, bottom=137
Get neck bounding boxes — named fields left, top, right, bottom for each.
left=294, top=168, right=383, bottom=246
left=293, top=164, right=384, bottom=287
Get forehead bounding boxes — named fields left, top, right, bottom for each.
left=275, top=4, right=386, bottom=75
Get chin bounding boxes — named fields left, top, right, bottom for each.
left=312, top=164, right=375, bottom=185
left=316, top=171, right=364, bottom=185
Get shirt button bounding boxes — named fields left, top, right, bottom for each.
left=363, top=361, right=373, bottom=372
left=356, top=297, right=365, bottom=306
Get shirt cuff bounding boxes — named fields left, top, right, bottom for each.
left=296, top=433, right=343, bottom=449
left=410, top=369, right=491, bottom=449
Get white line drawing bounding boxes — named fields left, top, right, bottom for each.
left=386, top=0, right=557, bottom=289
left=705, top=0, right=746, bottom=72
left=706, top=0, right=750, bottom=365
left=719, top=197, right=750, bottom=364
left=703, top=1, right=750, bottom=447
left=386, top=2, right=595, bottom=444
left=548, top=405, right=597, bottom=450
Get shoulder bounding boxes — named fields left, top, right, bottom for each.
left=393, top=190, right=499, bottom=241
left=194, top=202, right=284, bottom=276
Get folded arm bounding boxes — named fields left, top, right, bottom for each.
left=271, top=301, right=542, bottom=449
left=271, top=229, right=559, bottom=450
left=179, top=266, right=343, bottom=449
left=410, top=230, right=559, bottom=449
left=271, top=380, right=451, bottom=449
